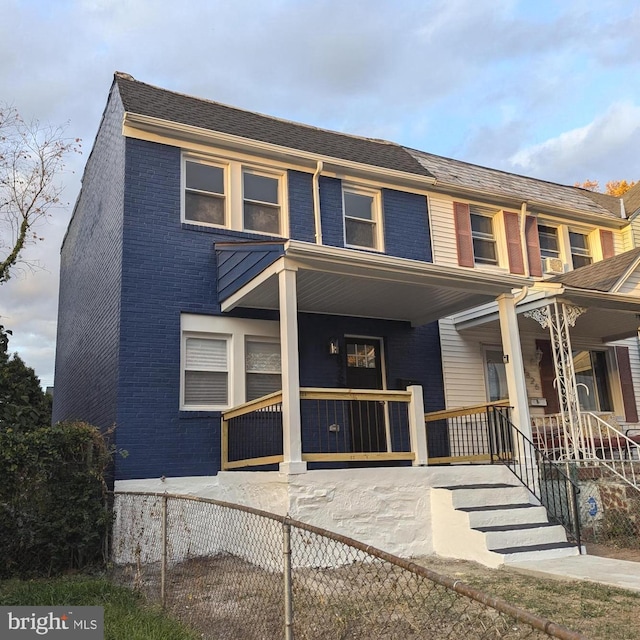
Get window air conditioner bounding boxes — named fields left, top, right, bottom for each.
left=543, top=257, right=565, bottom=274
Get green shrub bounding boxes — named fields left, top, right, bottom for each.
left=0, top=421, right=112, bottom=578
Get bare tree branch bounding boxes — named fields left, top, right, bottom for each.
left=0, top=105, right=81, bottom=284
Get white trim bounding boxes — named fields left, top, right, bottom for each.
left=180, top=314, right=280, bottom=410
left=123, top=112, right=438, bottom=191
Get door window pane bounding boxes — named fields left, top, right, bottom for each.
left=485, top=349, right=508, bottom=401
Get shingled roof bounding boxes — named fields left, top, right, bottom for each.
left=114, top=72, right=433, bottom=178
left=623, top=182, right=640, bottom=217
left=405, top=148, right=622, bottom=220
left=114, top=72, right=624, bottom=222
left=548, top=247, right=640, bottom=292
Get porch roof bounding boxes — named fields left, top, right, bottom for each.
left=454, top=283, right=640, bottom=343
left=219, top=241, right=530, bottom=326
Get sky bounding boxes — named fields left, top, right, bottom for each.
left=1, top=0, right=640, bottom=389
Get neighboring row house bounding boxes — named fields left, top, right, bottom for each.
left=53, top=73, right=640, bottom=566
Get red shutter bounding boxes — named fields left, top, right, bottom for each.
left=453, top=202, right=474, bottom=267
left=615, top=346, right=638, bottom=423
left=525, top=216, right=542, bottom=277
left=600, top=230, right=615, bottom=260
left=503, top=211, right=525, bottom=275
left=536, top=339, right=560, bottom=414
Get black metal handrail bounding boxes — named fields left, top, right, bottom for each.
left=491, top=407, right=582, bottom=551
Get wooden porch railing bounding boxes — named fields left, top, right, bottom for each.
left=222, top=388, right=417, bottom=470
left=424, top=400, right=512, bottom=465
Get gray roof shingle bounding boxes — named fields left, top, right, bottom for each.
left=114, top=72, right=624, bottom=222
left=623, top=182, right=640, bottom=217
left=405, top=148, right=621, bottom=220
left=548, top=247, right=640, bottom=292
left=114, top=73, right=434, bottom=178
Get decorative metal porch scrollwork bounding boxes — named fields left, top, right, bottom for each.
left=524, top=302, right=587, bottom=459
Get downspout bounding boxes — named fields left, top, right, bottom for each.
left=312, top=160, right=324, bottom=245
left=520, top=201, right=530, bottom=278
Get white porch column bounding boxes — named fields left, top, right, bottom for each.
left=278, top=265, right=307, bottom=475
left=407, top=385, right=428, bottom=466
left=497, top=293, right=532, bottom=439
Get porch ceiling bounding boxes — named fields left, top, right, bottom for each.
left=220, top=241, right=530, bottom=326
left=455, top=286, right=640, bottom=343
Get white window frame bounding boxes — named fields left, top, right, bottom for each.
left=342, top=184, right=384, bottom=251
left=242, top=166, right=285, bottom=236
left=182, top=155, right=229, bottom=228
left=568, top=228, right=593, bottom=269
left=180, top=314, right=280, bottom=410
left=470, top=205, right=500, bottom=267
left=245, top=336, right=282, bottom=402
left=181, top=153, right=288, bottom=237
left=181, top=333, right=231, bottom=411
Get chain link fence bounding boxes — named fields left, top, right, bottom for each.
left=111, top=492, right=585, bottom=640
left=567, top=463, right=640, bottom=550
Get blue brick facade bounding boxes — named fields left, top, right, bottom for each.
left=52, top=87, right=125, bottom=435
left=54, top=83, right=444, bottom=481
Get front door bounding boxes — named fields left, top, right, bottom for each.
left=345, top=338, right=387, bottom=453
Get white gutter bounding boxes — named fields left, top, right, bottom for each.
left=312, top=160, right=323, bottom=245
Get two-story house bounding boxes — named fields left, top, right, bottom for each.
left=53, top=73, right=640, bottom=565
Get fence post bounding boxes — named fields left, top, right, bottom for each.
left=161, top=494, right=168, bottom=608
left=283, top=520, right=294, bottom=640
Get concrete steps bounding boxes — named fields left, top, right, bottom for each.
left=431, top=474, right=581, bottom=568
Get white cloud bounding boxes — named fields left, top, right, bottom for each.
left=508, top=102, right=640, bottom=184
left=1, top=0, right=640, bottom=388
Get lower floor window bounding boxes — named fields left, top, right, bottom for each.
left=245, top=339, right=282, bottom=401
left=184, top=336, right=228, bottom=407
left=181, top=314, right=281, bottom=410
left=573, top=350, right=612, bottom=412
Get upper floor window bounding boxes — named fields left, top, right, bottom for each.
left=183, top=155, right=287, bottom=236
left=470, top=208, right=497, bottom=265
left=185, top=160, right=226, bottom=226
left=569, top=231, right=592, bottom=269
left=343, top=186, right=383, bottom=250
left=538, top=225, right=559, bottom=261
left=243, top=170, right=281, bottom=235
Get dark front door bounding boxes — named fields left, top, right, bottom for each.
left=345, top=338, right=387, bottom=453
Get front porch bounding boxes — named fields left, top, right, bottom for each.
left=221, top=388, right=514, bottom=471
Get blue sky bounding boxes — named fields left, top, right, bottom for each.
left=1, top=0, right=640, bottom=388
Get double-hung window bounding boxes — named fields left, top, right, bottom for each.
left=569, top=231, right=592, bottom=269
left=470, top=207, right=497, bottom=265
left=243, top=170, right=281, bottom=235
left=183, top=335, right=229, bottom=409
left=184, top=160, right=226, bottom=226
left=245, top=339, right=282, bottom=401
left=343, top=186, right=382, bottom=250
left=538, top=225, right=560, bottom=261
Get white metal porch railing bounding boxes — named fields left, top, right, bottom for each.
left=531, top=413, right=640, bottom=493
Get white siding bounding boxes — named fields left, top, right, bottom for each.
left=428, top=196, right=459, bottom=267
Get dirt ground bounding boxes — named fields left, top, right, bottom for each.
left=585, top=543, right=640, bottom=563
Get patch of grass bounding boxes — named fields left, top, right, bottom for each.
left=416, top=557, right=640, bottom=640
left=0, top=576, right=199, bottom=640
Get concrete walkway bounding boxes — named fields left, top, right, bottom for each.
left=508, top=555, right=640, bottom=593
